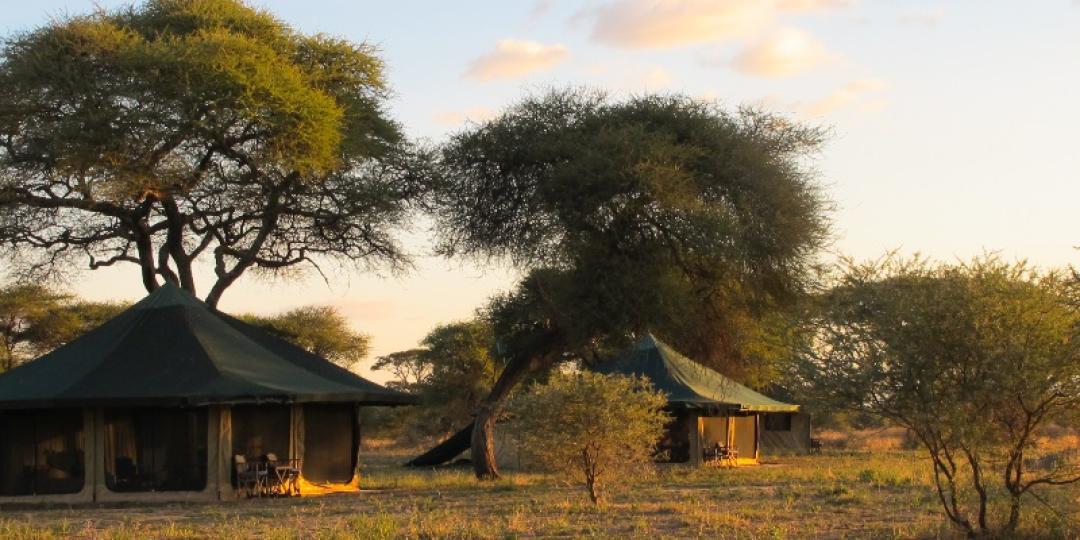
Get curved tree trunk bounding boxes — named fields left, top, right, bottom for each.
left=405, top=423, right=473, bottom=467
left=470, top=328, right=565, bottom=480
left=405, top=328, right=567, bottom=479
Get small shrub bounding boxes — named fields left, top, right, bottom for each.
left=507, top=371, right=668, bottom=504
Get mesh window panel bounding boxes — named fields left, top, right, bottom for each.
left=0, top=412, right=36, bottom=496
left=0, top=409, right=84, bottom=496
left=104, top=408, right=207, bottom=492
left=302, top=404, right=356, bottom=483
left=150, top=409, right=208, bottom=491
left=764, top=413, right=793, bottom=432
left=231, top=405, right=290, bottom=461
left=33, top=410, right=85, bottom=495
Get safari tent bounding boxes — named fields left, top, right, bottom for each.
left=0, top=284, right=414, bottom=503
left=596, top=334, right=802, bottom=465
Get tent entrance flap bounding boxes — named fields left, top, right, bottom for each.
left=0, top=409, right=84, bottom=496
left=732, top=415, right=757, bottom=458
left=302, top=404, right=357, bottom=484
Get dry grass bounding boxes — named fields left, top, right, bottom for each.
left=815, top=427, right=917, bottom=452
left=0, top=447, right=1076, bottom=539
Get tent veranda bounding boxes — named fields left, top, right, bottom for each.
left=596, top=334, right=801, bottom=465
left=0, top=284, right=415, bottom=503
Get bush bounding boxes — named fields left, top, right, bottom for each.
left=802, top=255, right=1080, bottom=537
left=507, top=371, right=669, bottom=504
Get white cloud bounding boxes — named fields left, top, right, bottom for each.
left=584, top=0, right=846, bottom=49
left=432, top=107, right=497, bottom=126
left=777, top=0, right=849, bottom=12
left=898, top=8, right=945, bottom=28
left=587, top=0, right=772, bottom=48
left=634, top=66, right=674, bottom=89
left=800, top=78, right=889, bottom=117
left=464, top=40, right=569, bottom=81
left=730, top=27, right=834, bottom=78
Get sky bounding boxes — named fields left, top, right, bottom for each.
left=3, top=1, right=1079, bottom=382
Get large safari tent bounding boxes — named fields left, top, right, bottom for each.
left=597, top=334, right=807, bottom=465
left=0, top=284, right=414, bottom=503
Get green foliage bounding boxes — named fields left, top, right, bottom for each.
left=507, top=371, right=669, bottom=504
left=241, top=306, right=369, bottom=369
left=435, top=89, right=829, bottom=383
left=0, top=284, right=127, bottom=371
left=370, top=348, right=430, bottom=392
left=0, top=0, right=426, bottom=305
left=372, top=320, right=500, bottom=440
left=800, top=254, right=1080, bottom=536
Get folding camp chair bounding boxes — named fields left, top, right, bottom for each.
left=723, top=445, right=739, bottom=467
left=704, top=443, right=739, bottom=467
left=234, top=455, right=266, bottom=497
left=264, top=453, right=302, bottom=497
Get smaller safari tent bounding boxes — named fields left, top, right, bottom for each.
left=596, top=334, right=801, bottom=465
left=0, top=284, right=414, bottom=503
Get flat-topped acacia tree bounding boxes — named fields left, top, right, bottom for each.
left=0, top=0, right=427, bottom=306
left=427, top=90, right=830, bottom=479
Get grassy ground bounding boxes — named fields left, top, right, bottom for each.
left=0, top=447, right=1076, bottom=539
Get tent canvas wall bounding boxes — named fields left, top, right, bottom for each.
left=0, top=285, right=414, bottom=503
left=596, top=334, right=799, bottom=466
left=760, top=412, right=812, bottom=455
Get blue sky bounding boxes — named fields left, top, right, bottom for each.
left=4, top=1, right=1079, bottom=380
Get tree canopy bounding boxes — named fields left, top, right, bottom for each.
left=0, top=284, right=126, bottom=371
left=0, top=0, right=428, bottom=306
left=241, top=305, right=370, bottom=370
left=427, top=89, right=830, bottom=478
left=373, top=319, right=501, bottom=440
left=798, top=255, right=1080, bottom=537
left=437, top=89, right=828, bottom=379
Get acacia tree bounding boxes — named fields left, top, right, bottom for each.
left=371, top=349, right=430, bottom=392
left=374, top=320, right=501, bottom=440
left=0, top=284, right=126, bottom=371
left=799, top=255, right=1080, bottom=537
left=0, top=0, right=427, bottom=307
left=241, top=305, right=370, bottom=370
left=428, top=90, right=829, bottom=478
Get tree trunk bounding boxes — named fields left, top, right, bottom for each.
left=586, top=476, right=601, bottom=505
left=405, top=423, right=473, bottom=467
left=133, top=227, right=160, bottom=294
left=405, top=328, right=567, bottom=478
left=470, top=328, right=565, bottom=480
left=584, top=449, right=602, bottom=505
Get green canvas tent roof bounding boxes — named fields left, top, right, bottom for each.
left=596, top=334, right=799, bottom=413
left=0, top=284, right=416, bottom=409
